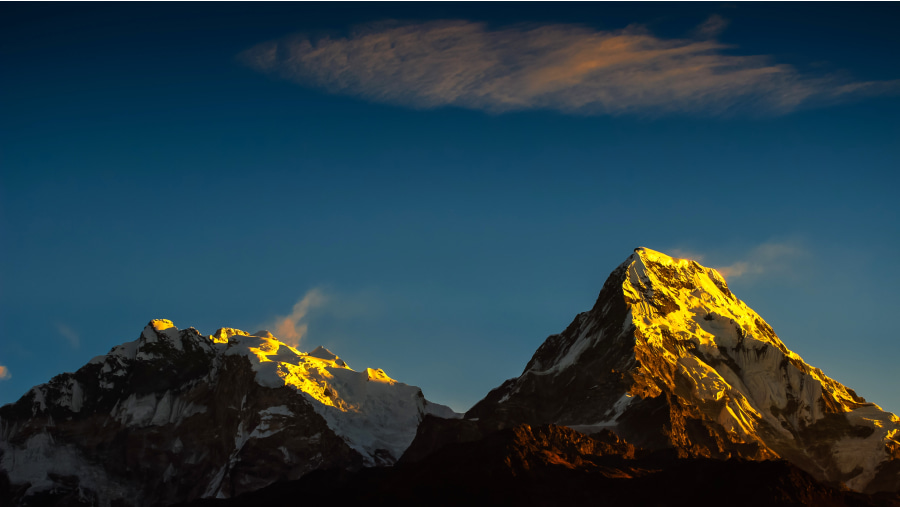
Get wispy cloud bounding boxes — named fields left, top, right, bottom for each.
left=270, top=288, right=328, bottom=348
left=0, top=365, right=10, bottom=380
left=56, top=324, right=80, bottom=348
left=714, top=242, right=805, bottom=280
left=691, top=14, right=730, bottom=40
left=240, top=20, right=898, bottom=116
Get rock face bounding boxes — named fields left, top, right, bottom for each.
left=0, top=320, right=457, bottom=506
left=467, top=247, right=900, bottom=494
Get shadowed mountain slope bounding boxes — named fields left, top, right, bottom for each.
left=179, top=423, right=899, bottom=507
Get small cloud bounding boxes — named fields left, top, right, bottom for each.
left=57, top=324, right=80, bottom=348
left=692, top=14, right=730, bottom=40
left=270, top=288, right=327, bottom=348
left=240, top=20, right=899, bottom=116
left=0, top=365, right=10, bottom=380
left=668, top=248, right=706, bottom=263
left=716, top=261, right=752, bottom=279
left=714, top=242, right=805, bottom=281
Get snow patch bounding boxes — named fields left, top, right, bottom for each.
left=114, top=392, right=206, bottom=427
left=202, top=464, right=228, bottom=499
left=424, top=401, right=463, bottom=419
left=837, top=407, right=900, bottom=491
left=249, top=405, right=295, bottom=440
left=677, top=355, right=728, bottom=402
left=567, top=393, right=636, bottom=433
left=0, top=432, right=133, bottom=505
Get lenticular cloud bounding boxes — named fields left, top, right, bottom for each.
left=240, top=20, right=898, bottom=116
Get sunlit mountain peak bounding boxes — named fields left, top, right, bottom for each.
left=308, top=345, right=338, bottom=360
left=468, top=247, right=900, bottom=494
left=1, top=318, right=459, bottom=505
left=210, top=327, right=250, bottom=343
left=149, top=318, right=176, bottom=331
left=156, top=320, right=457, bottom=460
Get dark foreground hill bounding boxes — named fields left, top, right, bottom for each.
left=179, top=423, right=900, bottom=507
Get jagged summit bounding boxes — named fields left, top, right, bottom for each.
left=210, top=326, right=250, bottom=342
left=0, top=319, right=459, bottom=506
left=467, top=247, right=900, bottom=494
left=631, top=245, right=698, bottom=265
left=633, top=245, right=680, bottom=259
left=149, top=318, right=176, bottom=330
left=308, top=345, right=343, bottom=363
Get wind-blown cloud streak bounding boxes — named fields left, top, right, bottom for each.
left=270, top=288, right=327, bottom=348
left=714, top=242, right=805, bottom=281
left=666, top=242, right=805, bottom=281
left=240, top=19, right=898, bottom=116
left=57, top=324, right=80, bottom=348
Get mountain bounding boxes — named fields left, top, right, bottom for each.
left=0, top=319, right=457, bottom=507
left=178, top=423, right=898, bottom=507
left=3, top=247, right=898, bottom=506
left=465, top=247, right=900, bottom=494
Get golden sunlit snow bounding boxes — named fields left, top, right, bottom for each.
left=623, top=247, right=900, bottom=490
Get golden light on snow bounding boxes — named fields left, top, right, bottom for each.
left=207, top=328, right=400, bottom=411
left=624, top=248, right=871, bottom=438
left=150, top=319, right=176, bottom=332
left=195, top=323, right=448, bottom=464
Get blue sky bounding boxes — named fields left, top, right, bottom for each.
left=1, top=3, right=898, bottom=415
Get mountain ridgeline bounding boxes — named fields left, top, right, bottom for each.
left=1, top=247, right=898, bottom=506
left=0, top=321, right=457, bottom=506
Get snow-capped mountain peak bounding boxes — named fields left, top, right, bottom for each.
left=468, top=247, right=900, bottom=494
left=308, top=345, right=342, bottom=362
left=1, top=319, right=459, bottom=506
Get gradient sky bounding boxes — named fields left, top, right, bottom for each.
left=1, top=3, right=898, bottom=415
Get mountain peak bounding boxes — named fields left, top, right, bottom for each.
left=1, top=319, right=459, bottom=505
left=632, top=246, right=706, bottom=272
left=630, top=246, right=731, bottom=291
left=149, top=318, right=176, bottom=331
left=467, top=247, right=900, bottom=494
left=308, top=345, right=339, bottom=360
left=633, top=245, right=681, bottom=262
left=142, top=318, right=179, bottom=338
left=210, top=326, right=250, bottom=343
